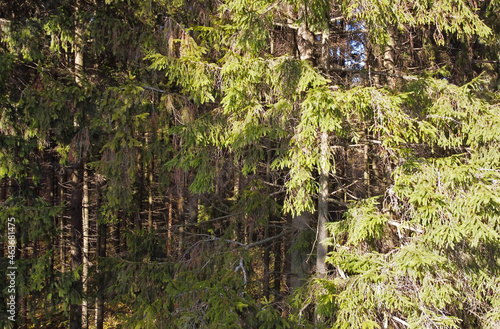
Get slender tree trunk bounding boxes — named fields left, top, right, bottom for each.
left=272, top=224, right=283, bottom=301
left=113, top=219, right=121, bottom=255
left=95, top=186, right=106, bottom=329
left=177, top=173, right=185, bottom=254
left=187, top=171, right=198, bottom=227
left=0, top=177, right=6, bottom=201
left=19, top=243, right=27, bottom=329
left=136, top=154, right=144, bottom=230
left=60, top=173, right=66, bottom=272
left=232, top=167, right=240, bottom=239
left=81, top=164, right=89, bottom=329
left=364, top=143, right=371, bottom=198
left=70, top=168, right=83, bottom=329
left=316, top=132, right=329, bottom=278
left=214, top=158, right=220, bottom=196
left=15, top=203, right=26, bottom=329
left=320, top=29, right=330, bottom=71
left=263, top=144, right=272, bottom=299
left=148, top=160, right=154, bottom=230
left=50, top=156, right=57, bottom=286
left=74, top=0, right=83, bottom=88
left=70, top=2, right=84, bottom=324
left=263, top=223, right=270, bottom=299
left=315, top=131, right=330, bottom=324
left=167, top=192, right=173, bottom=256
left=372, top=146, right=381, bottom=195
left=384, top=28, right=396, bottom=87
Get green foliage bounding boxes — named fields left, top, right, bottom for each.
left=328, top=198, right=388, bottom=247
left=101, top=240, right=291, bottom=328
left=341, top=0, right=491, bottom=45
left=256, top=298, right=292, bottom=329
left=319, top=77, right=500, bottom=328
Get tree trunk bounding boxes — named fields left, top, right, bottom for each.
left=74, top=0, right=83, bottom=87
left=95, top=186, right=106, bottom=329
left=113, top=219, right=121, bottom=255
left=272, top=225, right=283, bottom=301
left=383, top=28, right=396, bottom=87
left=70, top=2, right=84, bottom=324
left=148, top=160, right=154, bottom=230
left=232, top=167, right=240, bottom=240
left=187, top=171, right=198, bottom=227
left=263, top=223, right=270, bottom=299
left=364, top=143, right=371, bottom=198
left=316, top=131, right=329, bottom=278
left=167, top=192, right=173, bottom=256
left=320, top=29, right=330, bottom=71
left=81, top=164, right=89, bottom=329
left=177, top=172, right=185, bottom=254
left=0, top=177, right=6, bottom=201
left=296, top=6, right=315, bottom=62
left=289, top=212, right=312, bottom=290
left=315, top=131, right=330, bottom=323
left=69, top=168, right=83, bottom=329
left=135, top=154, right=143, bottom=230
left=19, top=242, right=27, bottom=329
left=60, top=172, right=66, bottom=272
left=263, top=144, right=272, bottom=299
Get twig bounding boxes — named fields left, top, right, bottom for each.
left=244, top=231, right=286, bottom=249
left=387, top=220, right=424, bottom=234
left=392, top=316, right=409, bottom=327
left=473, top=60, right=499, bottom=64
left=329, top=67, right=418, bottom=81
left=142, top=85, right=165, bottom=93
left=234, top=257, right=247, bottom=286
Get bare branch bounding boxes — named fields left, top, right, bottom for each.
left=387, top=220, right=424, bottom=234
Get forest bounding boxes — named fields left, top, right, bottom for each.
left=1, top=0, right=500, bottom=328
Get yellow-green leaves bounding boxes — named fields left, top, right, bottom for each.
left=342, top=0, right=491, bottom=45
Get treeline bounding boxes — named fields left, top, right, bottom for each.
left=1, top=0, right=500, bottom=328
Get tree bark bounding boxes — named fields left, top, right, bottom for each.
left=263, top=145, right=272, bottom=299
left=81, top=164, right=89, bottom=329
left=135, top=153, right=144, bottom=230
left=147, top=160, right=154, bottom=230
left=383, top=28, right=396, bottom=87
left=364, top=143, right=371, bottom=198
left=289, top=212, right=312, bottom=290
left=316, top=131, right=329, bottom=278
left=70, top=2, right=84, bottom=324
left=296, top=6, right=315, bottom=62
left=167, top=192, right=173, bottom=256
left=74, top=1, right=83, bottom=87
left=95, top=186, right=106, bottom=329
left=69, top=168, right=83, bottom=329
left=272, top=225, right=283, bottom=301
left=263, top=223, right=270, bottom=299
left=187, top=172, right=198, bottom=226
left=320, top=29, right=330, bottom=71
left=177, top=171, right=185, bottom=253
left=113, top=219, right=121, bottom=255
left=60, top=172, right=66, bottom=272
